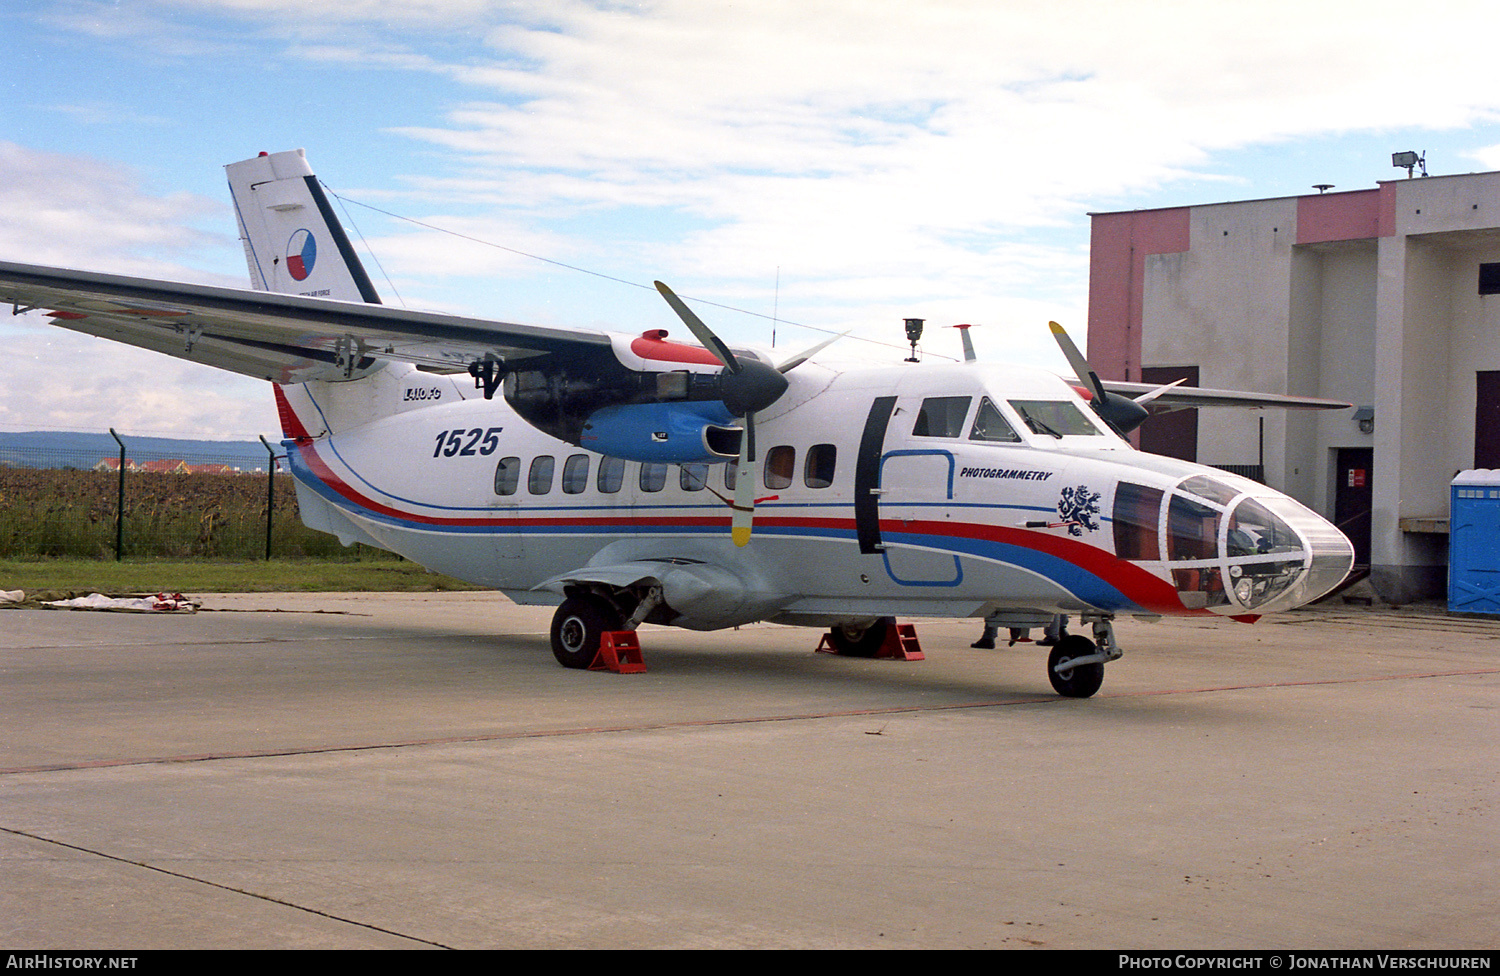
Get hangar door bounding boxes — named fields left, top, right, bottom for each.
left=1139, top=365, right=1199, bottom=460
left=1334, top=447, right=1372, bottom=568
left=1477, top=372, right=1500, bottom=468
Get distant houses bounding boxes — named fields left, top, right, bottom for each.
left=92, top=457, right=275, bottom=475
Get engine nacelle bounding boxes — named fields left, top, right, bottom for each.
left=580, top=401, right=742, bottom=464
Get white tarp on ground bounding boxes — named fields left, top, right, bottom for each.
left=40, top=592, right=198, bottom=612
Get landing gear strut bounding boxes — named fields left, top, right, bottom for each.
left=1046, top=614, right=1122, bottom=698
left=825, top=617, right=897, bottom=657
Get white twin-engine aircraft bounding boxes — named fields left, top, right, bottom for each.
left=0, top=149, right=1355, bottom=697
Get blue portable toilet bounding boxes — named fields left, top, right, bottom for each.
left=1449, top=470, right=1500, bottom=614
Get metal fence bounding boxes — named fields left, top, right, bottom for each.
left=0, top=432, right=377, bottom=561
left=1213, top=464, right=1266, bottom=483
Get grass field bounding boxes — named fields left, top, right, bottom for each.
left=0, top=558, right=485, bottom=595
left=0, top=467, right=490, bottom=595
left=0, top=466, right=374, bottom=560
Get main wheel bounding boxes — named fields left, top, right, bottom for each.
left=550, top=595, right=624, bottom=669
left=826, top=616, right=896, bottom=657
left=1047, top=634, right=1104, bottom=698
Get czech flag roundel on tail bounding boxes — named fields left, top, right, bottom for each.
left=286, top=229, right=316, bottom=281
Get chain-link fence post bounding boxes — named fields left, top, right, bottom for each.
left=108, top=428, right=126, bottom=561
left=259, top=435, right=278, bottom=560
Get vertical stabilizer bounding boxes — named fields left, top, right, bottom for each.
left=225, top=149, right=381, bottom=304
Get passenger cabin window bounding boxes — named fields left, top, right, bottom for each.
left=597, top=456, right=625, bottom=493
left=764, top=445, right=795, bottom=489
left=1009, top=400, right=1103, bottom=437
left=969, top=398, right=1021, bottom=443
left=640, top=462, right=668, bottom=492
left=561, top=454, right=590, bottom=494
left=913, top=396, right=971, bottom=438
left=493, top=457, right=521, bottom=496
left=804, top=444, right=836, bottom=488
left=680, top=463, right=709, bottom=491
left=528, top=456, right=555, bottom=494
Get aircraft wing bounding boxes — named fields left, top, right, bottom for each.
left=1099, top=379, right=1351, bottom=412
left=0, top=259, right=614, bottom=385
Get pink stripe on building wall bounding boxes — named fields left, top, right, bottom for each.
left=1296, top=189, right=1382, bottom=245
left=1086, top=207, right=1190, bottom=383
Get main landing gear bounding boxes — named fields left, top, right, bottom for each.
left=824, top=616, right=898, bottom=657
left=1045, top=615, right=1122, bottom=698
left=550, top=594, right=624, bottom=669
left=549, top=585, right=664, bottom=670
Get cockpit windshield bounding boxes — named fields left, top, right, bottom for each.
left=1009, top=400, right=1105, bottom=438
left=969, top=397, right=1021, bottom=443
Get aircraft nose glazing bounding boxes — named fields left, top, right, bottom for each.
left=1218, top=494, right=1354, bottom=614
left=1147, top=474, right=1355, bottom=616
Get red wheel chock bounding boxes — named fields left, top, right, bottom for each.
left=884, top=623, right=925, bottom=660
left=815, top=623, right=925, bottom=661
left=590, top=631, right=647, bottom=673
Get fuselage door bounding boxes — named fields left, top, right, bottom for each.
left=854, top=396, right=897, bottom=554
left=876, top=449, right=964, bottom=586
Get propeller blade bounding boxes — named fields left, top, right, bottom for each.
left=654, top=281, right=740, bottom=373
left=731, top=413, right=757, bottom=547
left=1048, top=321, right=1106, bottom=402
left=1048, top=320, right=1149, bottom=434
left=1133, top=378, right=1187, bottom=405
left=774, top=330, right=849, bottom=374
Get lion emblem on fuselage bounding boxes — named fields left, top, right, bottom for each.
left=1058, top=485, right=1101, bottom=537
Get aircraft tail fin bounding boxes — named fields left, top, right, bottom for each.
left=225, top=149, right=382, bottom=304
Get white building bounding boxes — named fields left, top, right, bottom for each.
left=1087, top=170, right=1500, bottom=602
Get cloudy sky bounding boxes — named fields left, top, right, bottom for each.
left=4, top=0, right=1500, bottom=440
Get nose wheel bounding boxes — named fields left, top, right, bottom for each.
left=1047, top=636, right=1105, bottom=698
left=1045, top=615, right=1121, bottom=698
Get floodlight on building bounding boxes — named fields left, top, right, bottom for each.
left=1392, top=151, right=1426, bottom=178
left=1354, top=406, right=1374, bottom=435
left=1313, top=184, right=1334, bottom=194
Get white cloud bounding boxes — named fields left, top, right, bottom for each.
left=12, top=0, right=1500, bottom=393
left=0, top=142, right=235, bottom=280
left=369, top=0, right=1500, bottom=304
left=0, top=322, right=279, bottom=440
left=0, top=143, right=275, bottom=438
left=1465, top=144, right=1500, bottom=169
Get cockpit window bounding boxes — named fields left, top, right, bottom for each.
left=969, top=398, right=1021, bottom=443
left=1167, top=494, right=1220, bottom=561
left=1226, top=498, right=1300, bottom=556
left=913, top=396, right=972, bottom=438
left=1009, top=400, right=1103, bottom=437
left=1113, top=482, right=1163, bottom=560
left=1179, top=475, right=1242, bottom=507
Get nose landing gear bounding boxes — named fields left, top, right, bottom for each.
left=1046, top=615, right=1122, bottom=698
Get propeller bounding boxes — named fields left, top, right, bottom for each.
left=655, top=281, right=790, bottom=546
left=1048, top=321, right=1150, bottom=434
